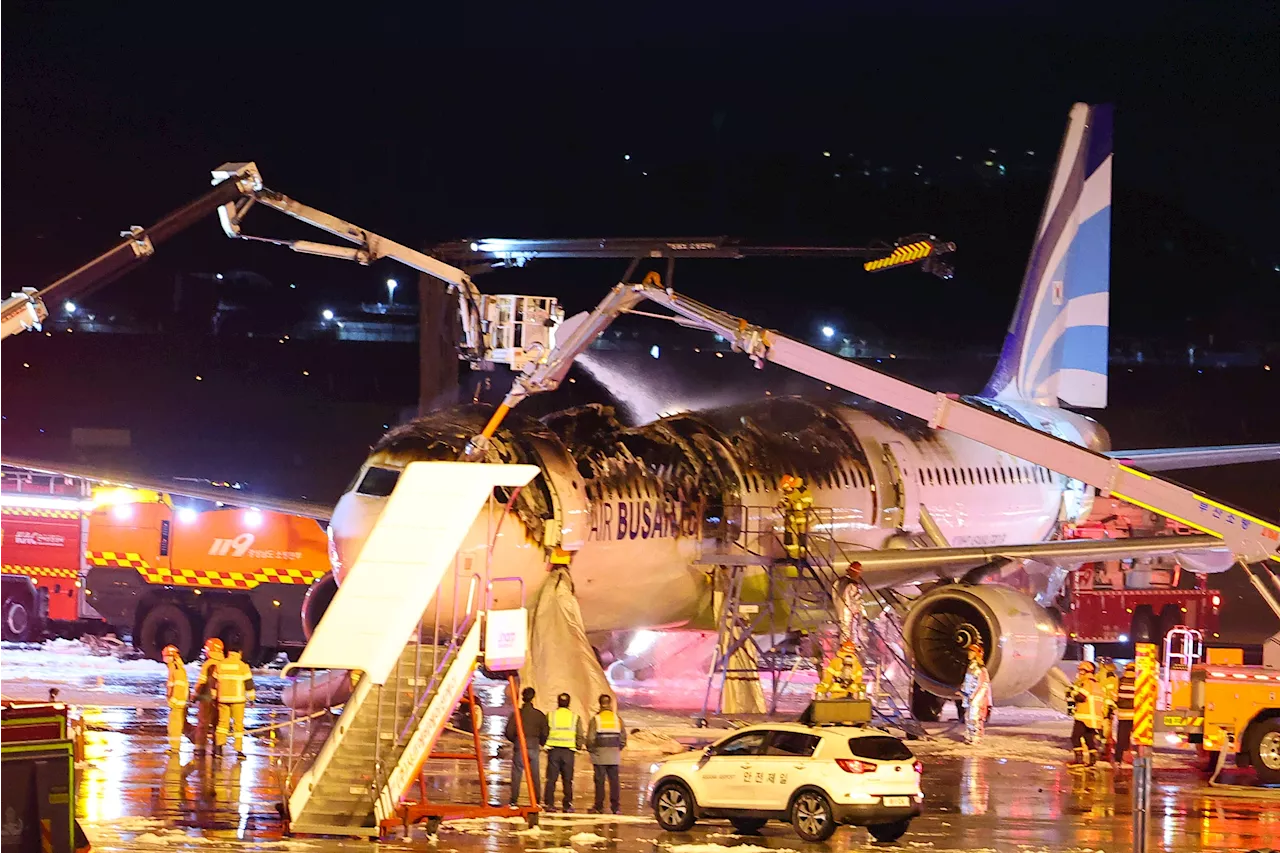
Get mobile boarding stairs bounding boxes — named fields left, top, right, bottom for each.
left=278, top=461, right=539, bottom=838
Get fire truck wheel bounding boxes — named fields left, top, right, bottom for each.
left=1247, top=718, right=1280, bottom=784
left=138, top=603, right=198, bottom=661
left=1130, top=605, right=1156, bottom=645
left=204, top=606, right=259, bottom=664
left=2, top=592, right=35, bottom=641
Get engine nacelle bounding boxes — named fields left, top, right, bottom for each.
left=902, top=583, right=1065, bottom=702
left=301, top=571, right=339, bottom=640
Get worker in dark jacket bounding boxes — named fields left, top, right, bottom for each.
left=505, top=687, right=550, bottom=806
left=587, top=694, right=627, bottom=814
left=1113, top=662, right=1137, bottom=764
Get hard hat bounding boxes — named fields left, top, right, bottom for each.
left=162, top=644, right=181, bottom=661
left=780, top=474, right=798, bottom=490
left=1078, top=660, right=1096, bottom=674
left=204, top=637, right=224, bottom=657
left=967, top=644, right=984, bottom=658
left=839, top=640, right=857, bottom=655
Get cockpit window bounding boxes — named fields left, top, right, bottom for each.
left=356, top=467, right=401, bottom=497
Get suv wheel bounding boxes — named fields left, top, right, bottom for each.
left=790, top=789, right=836, bottom=842
left=868, top=818, right=911, bottom=842
left=653, top=781, right=696, bottom=832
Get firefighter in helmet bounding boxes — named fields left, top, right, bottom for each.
left=960, top=644, right=992, bottom=744
left=1097, top=658, right=1120, bottom=759
left=213, top=643, right=255, bottom=758
left=1069, top=660, right=1107, bottom=766
left=778, top=474, right=814, bottom=560
left=162, top=644, right=188, bottom=752
left=192, top=637, right=224, bottom=755
left=815, top=641, right=865, bottom=700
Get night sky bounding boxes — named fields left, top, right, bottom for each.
left=3, top=3, right=1279, bottom=641
left=4, top=2, right=1277, bottom=337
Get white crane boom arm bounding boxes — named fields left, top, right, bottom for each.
left=500, top=281, right=1280, bottom=566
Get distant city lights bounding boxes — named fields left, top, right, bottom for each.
left=64, top=301, right=77, bottom=314
left=195, top=375, right=203, bottom=381
left=623, top=154, right=631, bottom=161
left=322, top=309, right=335, bottom=321
left=821, top=326, right=835, bottom=339
left=386, top=278, right=398, bottom=304
left=215, top=273, right=224, bottom=280
left=650, top=345, right=660, bottom=359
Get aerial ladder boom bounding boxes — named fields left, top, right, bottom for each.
left=1, top=175, right=256, bottom=340
left=479, top=279, right=1280, bottom=580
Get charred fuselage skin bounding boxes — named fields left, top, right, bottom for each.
left=328, top=398, right=1105, bottom=645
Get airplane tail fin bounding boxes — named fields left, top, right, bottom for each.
left=982, top=103, right=1113, bottom=408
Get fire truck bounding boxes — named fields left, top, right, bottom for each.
left=1057, top=496, right=1222, bottom=652
left=2, top=467, right=331, bottom=663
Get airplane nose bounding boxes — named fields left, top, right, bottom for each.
left=327, top=492, right=384, bottom=585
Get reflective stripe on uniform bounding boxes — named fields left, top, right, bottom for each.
left=594, top=709, right=622, bottom=749
left=547, top=707, right=578, bottom=749
left=214, top=657, right=254, bottom=704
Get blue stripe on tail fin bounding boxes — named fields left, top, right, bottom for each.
left=982, top=103, right=1113, bottom=408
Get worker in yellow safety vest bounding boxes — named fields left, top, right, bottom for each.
left=542, top=692, right=585, bottom=813
left=1113, top=662, right=1137, bottom=764
left=192, top=637, right=224, bottom=755
left=778, top=474, right=814, bottom=560
left=587, top=694, right=627, bottom=815
left=1069, top=660, right=1108, bottom=766
left=815, top=641, right=865, bottom=700
left=212, top=646, right=255, bottom=758
left=162, top=644, right=188, bottom=752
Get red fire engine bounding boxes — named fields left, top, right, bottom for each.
left=1058, top=497, right=1222, bottom=651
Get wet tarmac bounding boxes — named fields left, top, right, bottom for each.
left=56, top=703, right=1274, bottom=852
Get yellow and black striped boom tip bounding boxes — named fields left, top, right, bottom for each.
left=863, top=241, right=934, bottom=272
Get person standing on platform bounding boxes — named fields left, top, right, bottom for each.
left=505, top=687, right=549, bottom=806
left=543, top=692, right=584, bottom=813
left=587, top=694, right=627, bottom=815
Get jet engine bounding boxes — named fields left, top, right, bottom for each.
left=902, top=583, right=1065, bottom=704
left=301, top=570, right=339, bottom=639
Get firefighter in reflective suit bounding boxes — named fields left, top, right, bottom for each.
left=213, top=647, right=255, bottom=757
left=1069, top=660, right=1107, bottom=766
left=815, top=641, right=865, bottom=700
left=192, top=637, right=224, bottom=755
left=779, top=474, right=814, bottom=560
left=162, top=644, right=188, bottom=752
left=960, top=644, right=992, bottom=744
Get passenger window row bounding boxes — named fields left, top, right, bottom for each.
left=739, top=465, right=870, bottom=494
left=917, top=464, right=1055, bottom=487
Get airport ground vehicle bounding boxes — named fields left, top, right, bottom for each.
left=83, top=486, right=330, bottom=663
left=1158, top=643, right=1280, bottom=783
left=1057, top=499, right=1223, bottom=650
left=2, top=468, right=330, bottom=662
left=648, top=721, right=922, bottom=842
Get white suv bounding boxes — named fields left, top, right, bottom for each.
left=648, top=722, right=922, bottom=843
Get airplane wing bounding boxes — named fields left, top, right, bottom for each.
left=1105, top=443, right=1280, bottom=471
left=1, top=456, right=333, bottom=521
left=832, top=534, right=1231, bottom=589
